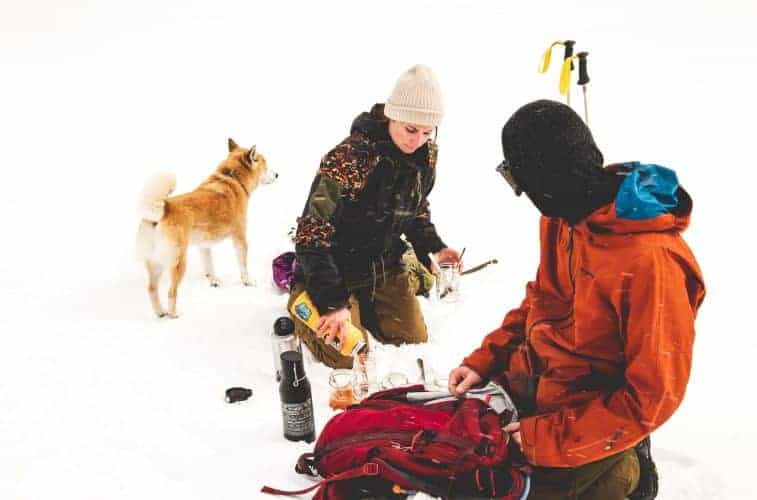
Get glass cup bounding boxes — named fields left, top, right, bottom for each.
left=381, top=372, right=410, bottom=390
left=329, top=369, right=356, bottom=410
left=436, top=263, right=461, bottom=303
left=353, top=352, right=379, bottom=401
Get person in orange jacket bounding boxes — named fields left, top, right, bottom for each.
left=448, top=100, right=705, bottom=500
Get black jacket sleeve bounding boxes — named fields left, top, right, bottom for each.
left=294, top=135, right=376, bottom=313
left=294, top=171, right=350, bottom=314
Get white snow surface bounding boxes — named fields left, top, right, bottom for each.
left=1, top=1, right=756, bottom=498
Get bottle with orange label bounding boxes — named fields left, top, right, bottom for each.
left=289, top=290, right=367, bottom=357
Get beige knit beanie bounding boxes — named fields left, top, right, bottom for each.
left=384, top=64, right=444, bottom=127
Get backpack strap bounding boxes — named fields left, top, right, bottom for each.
left=262, top=457, right=456, bottom=498
left=311, top=430, right=418, bottom=458
left=261, top=462, right=381, bottom=496
left=313, top=428, right=480, bottom=459
left=369, top=457, right=452, bottom=498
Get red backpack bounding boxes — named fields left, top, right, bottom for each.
left=262, top=385, right=530, bottom=499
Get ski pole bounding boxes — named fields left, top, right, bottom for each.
left=562, top=40, right=575, bottom=106
left=576, top=51, right=590, bottom=126
left=539, top=39, right=575, bottom=106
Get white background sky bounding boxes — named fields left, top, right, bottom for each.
left=2, top=1, right=756, bottom=498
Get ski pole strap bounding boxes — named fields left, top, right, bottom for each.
left=560, top=55, right=579, bottom=96
left=261, top=462, right=382, bottom=496
left=577, top=51, right=590, bottom=85
left=539, top=40, right=565, bottom=73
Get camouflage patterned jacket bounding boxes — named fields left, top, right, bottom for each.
left=294, top=104, right=447, bottom=313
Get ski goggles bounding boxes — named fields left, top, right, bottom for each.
left=496, top=157, right=522, bottom=196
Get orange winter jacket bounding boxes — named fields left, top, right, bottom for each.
left=462, top=169, right=705, bottom=468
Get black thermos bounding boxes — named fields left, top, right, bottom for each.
left=279, top=350, right=315, bottom=443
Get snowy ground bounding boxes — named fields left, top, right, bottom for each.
left=2, top=1, right=756, bottom=499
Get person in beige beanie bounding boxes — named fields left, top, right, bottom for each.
left=289, top=64, right=463, bottom=368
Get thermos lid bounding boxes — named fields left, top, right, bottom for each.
left=280, top=350, right=306, bottom=382
left=274, top=316, right=295, bottom=337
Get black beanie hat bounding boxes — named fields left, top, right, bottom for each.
left=500, top=100, right=617, bottom=223
left=501, top=99, right=604, bottom=191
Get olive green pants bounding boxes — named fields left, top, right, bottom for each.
left=289, top=267, right=430, bottom=369
left=527, top=448, right=640, bottom=500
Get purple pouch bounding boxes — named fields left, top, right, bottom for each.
left=272, top=252, right=297, bottom=293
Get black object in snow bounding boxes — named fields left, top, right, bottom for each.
left=225, top=387, right=253, bottom=403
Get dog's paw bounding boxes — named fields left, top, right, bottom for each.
left=166, top=311, right=180, bottom=319
left=206, top=274, right=221, bottom=287
left=242, top=276, right=256, bottom=287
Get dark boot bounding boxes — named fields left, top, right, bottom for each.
left=628, top=436, right=659, bottom=500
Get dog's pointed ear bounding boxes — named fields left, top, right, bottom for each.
left=228, top=138, right=239, bottom=152
left=248, top=145, right=257, bottom=162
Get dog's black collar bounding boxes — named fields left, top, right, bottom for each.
left=221, top=168, right=250, bottom=197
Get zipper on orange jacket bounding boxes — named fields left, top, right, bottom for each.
left=567, top=226, right=575, bottom=290
left=523, top=224, right=577, bottom=376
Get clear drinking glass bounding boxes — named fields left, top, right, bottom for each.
left=436, top=263, right=461, bottom=302
left=353, top=352, right=379, bottom=401
left=381, top=372, right=410, bottom=390
left=328, top=369, right=356, bottom=410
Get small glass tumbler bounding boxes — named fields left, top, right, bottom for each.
left=381, top=372, right=410, bottom=390
left=436, top=263, right=461, bottom=303
left=329, top=369, right=356, bottom=410
left=353, top=352, right=379, bottom=401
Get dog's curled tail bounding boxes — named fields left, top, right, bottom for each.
left=136, top=173, right=175, bottom=262
left=138, top=172, right=176, bottom=222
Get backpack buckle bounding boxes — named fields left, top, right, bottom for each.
left=363, top=463, right=380, bottom=475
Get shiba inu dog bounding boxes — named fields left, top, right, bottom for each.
left=136, top=139, right=277, bottom=318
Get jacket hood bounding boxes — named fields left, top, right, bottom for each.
left=586, top=162, right=693, bottom=234
left=351, top=103, right=391, bottom=139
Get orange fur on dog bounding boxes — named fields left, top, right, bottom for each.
left=136, top=138, right=277, bottom=318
